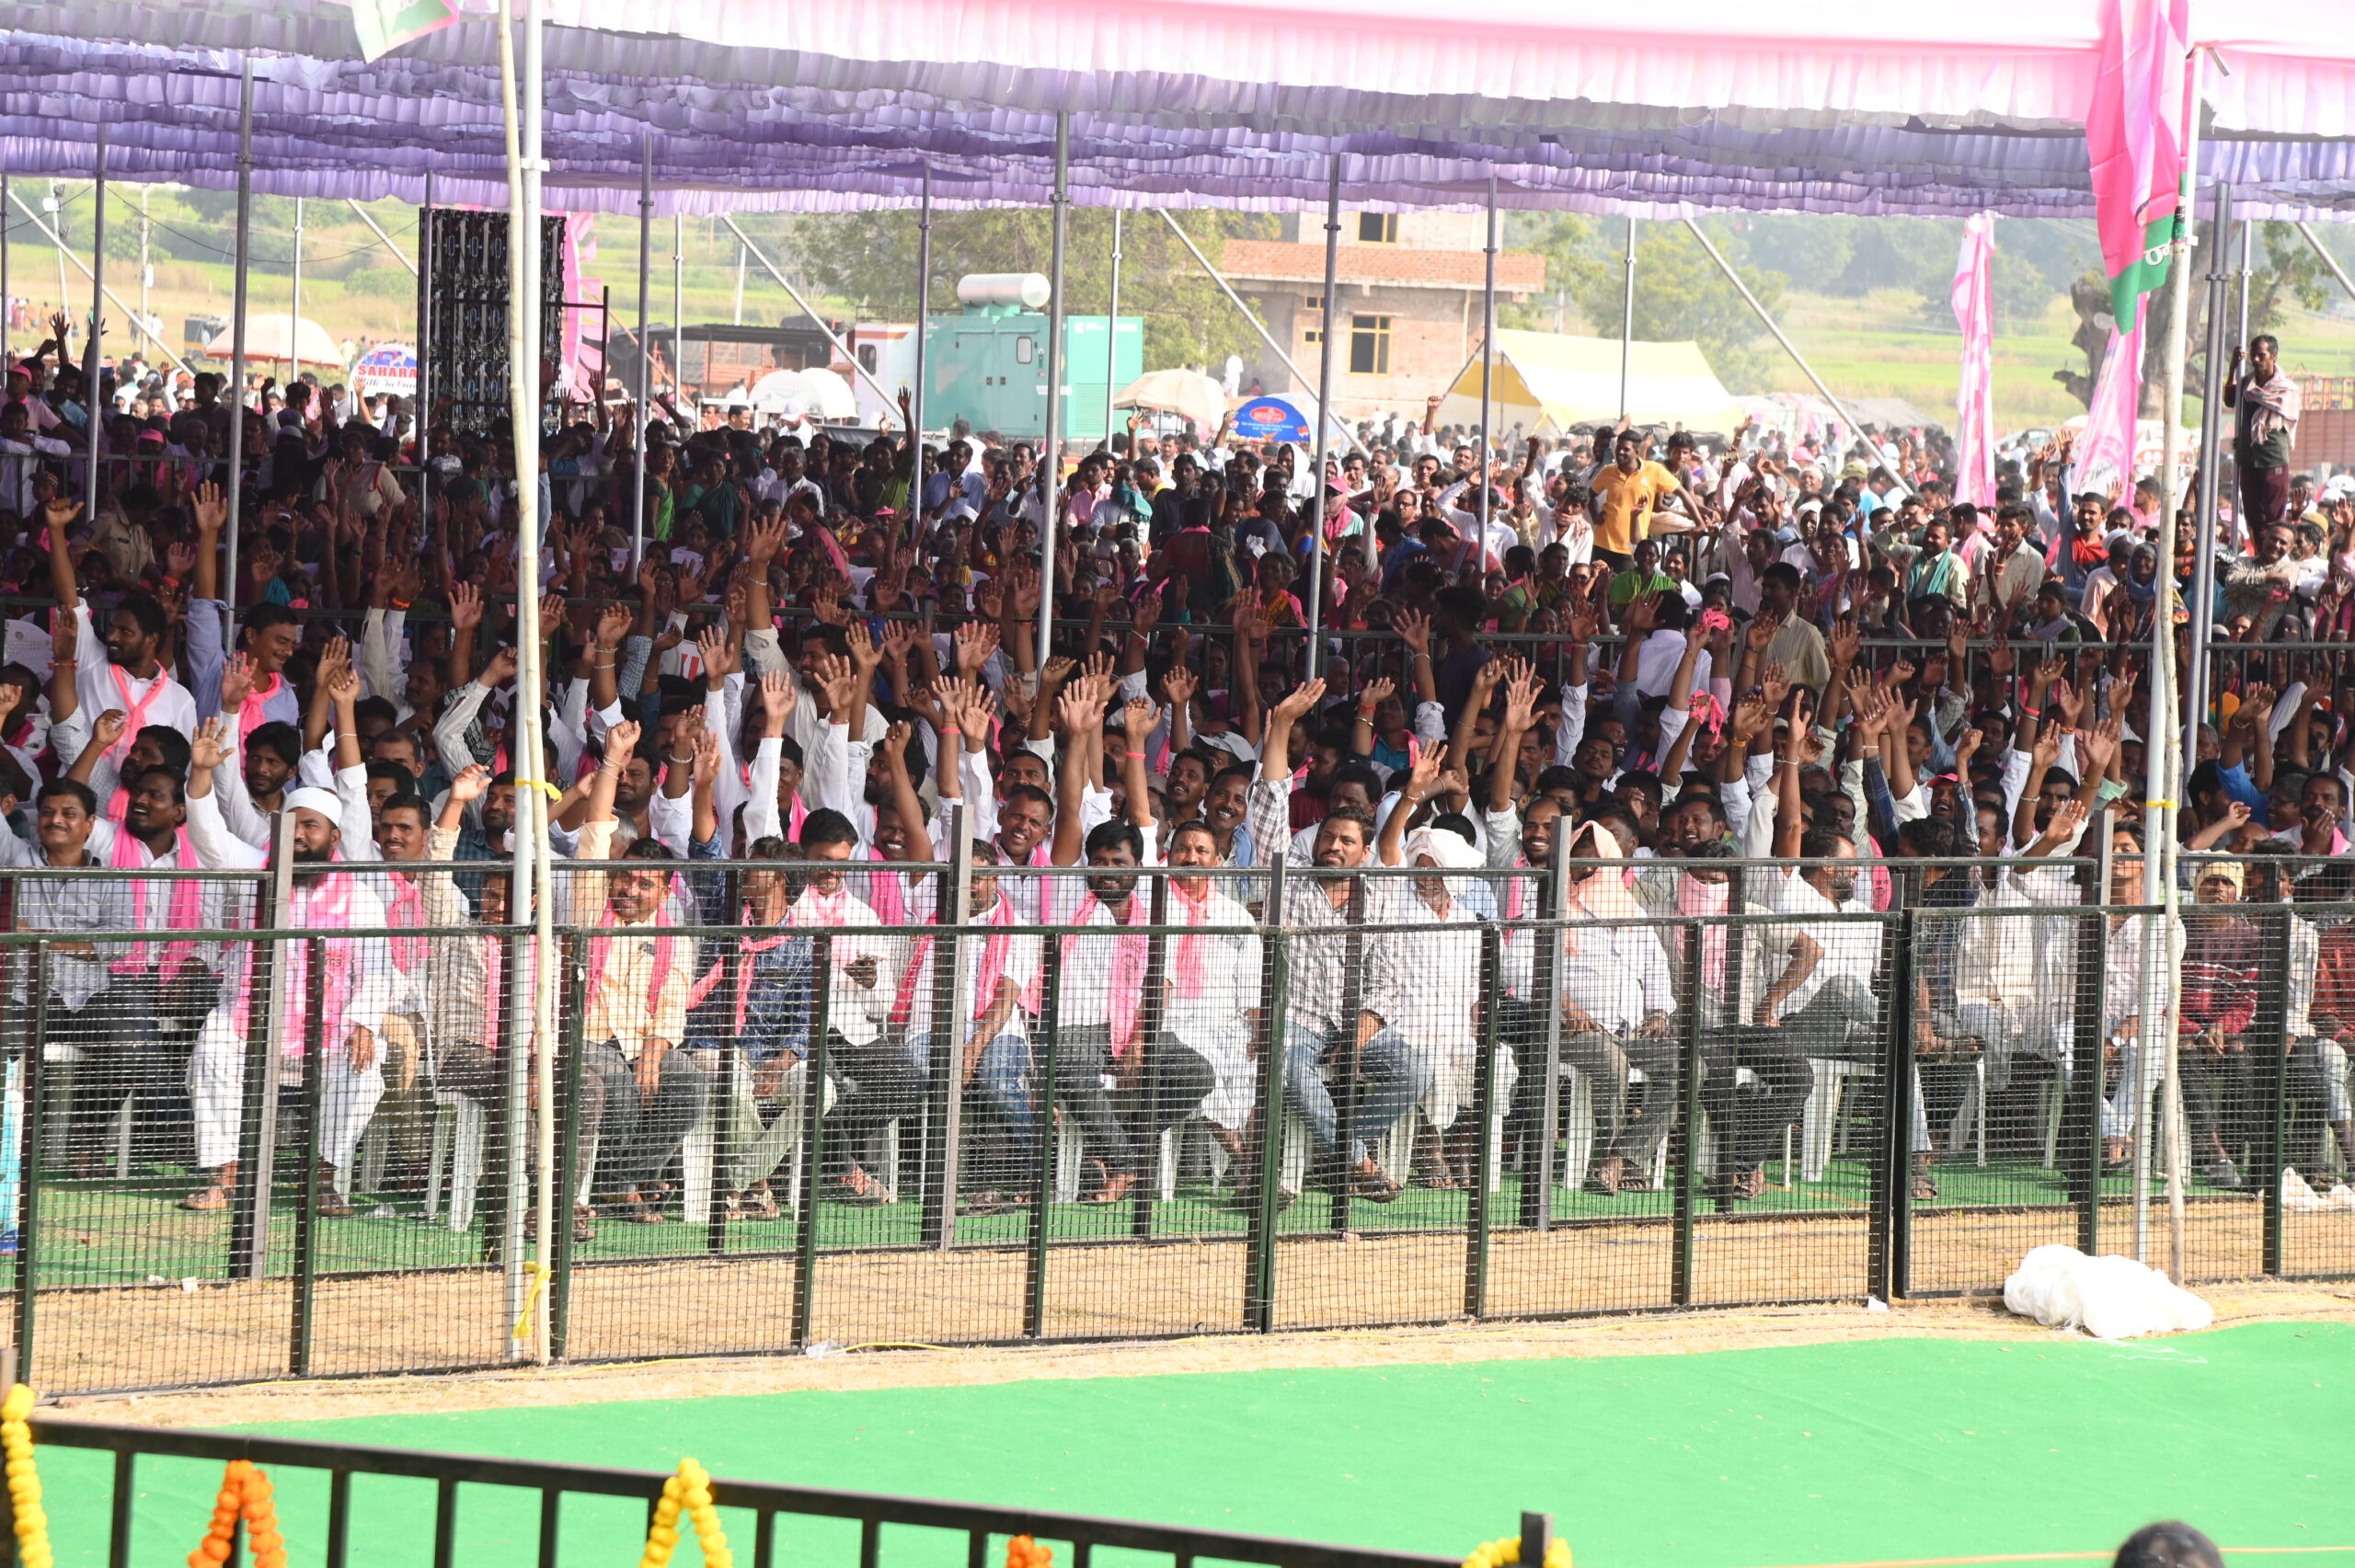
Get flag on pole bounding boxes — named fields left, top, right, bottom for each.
left=2085, top=0, right=2195, bottom=328
left=2073, top=317, right=2145, bottom=502
left=350, top=0, right=457, bottom=63
left=1949, top=214, right=1997, bottom=509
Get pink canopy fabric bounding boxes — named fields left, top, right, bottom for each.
left=4, top=0, right=2355, bottom=216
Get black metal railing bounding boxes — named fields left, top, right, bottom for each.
left=18, top=1416, right=1477, bottom=1568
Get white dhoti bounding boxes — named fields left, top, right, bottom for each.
left=1177, top=1020, right=1256, bottom=1131
left=190, top=1010, right=386, bottom=1173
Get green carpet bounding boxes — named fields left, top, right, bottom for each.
left=23, top=1322, right=2354, bottom=1567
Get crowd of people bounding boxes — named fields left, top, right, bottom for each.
left=0, top=309, right=2348, bottom=1242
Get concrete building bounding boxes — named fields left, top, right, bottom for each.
left=1220, top=209, right=1545, bottom=421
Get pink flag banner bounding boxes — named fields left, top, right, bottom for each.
left=2085, top=0, right=2193, bottom=326
left=2073, top=310, right=2146, bottom=502
left=1949, top=213, right=1997, bottom=509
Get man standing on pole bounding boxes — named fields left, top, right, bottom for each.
left=2223, top=333, right=2300, bottom=532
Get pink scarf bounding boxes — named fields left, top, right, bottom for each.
left=1673, top=872, right=1729, bottom=990
left=109, top=825, right=201, bottom=978
left=865, top=849, right=907, bottom=926
left=585, top=901, right=680, bottom=1008
left=1560, top=822, right=1641, bottom=957
left=1070, top=893, right=1150, bottom=1053
left=686, top=927, right=796, bottom=1037
left=238, top=670, right=286, bottom=749
left=889, top=900, right=1041, bottom=1028
left=1169, top=878, right=1215, bottom=1000
left=106, top=662, right=167, bottom=766
left=231, top=869, right=358, bottom=1054
left=385, top=873, right=426, bottom=972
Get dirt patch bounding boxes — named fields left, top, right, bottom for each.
left=42, top=1273, right=2354, bottom=1432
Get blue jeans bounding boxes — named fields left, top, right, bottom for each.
left=970, top=1031, right=1038, bottom=1155
left=1283, top=1022, right=1428, bottom=1168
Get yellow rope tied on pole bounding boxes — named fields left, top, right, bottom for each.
left=638, top=1457, right=732, bottom=1568
left=1462, top=1537, right=1571, bottom=1568
left=510, top=1260, right=549, bottom=1341
left=1, top=1383, right=51, bottom=1568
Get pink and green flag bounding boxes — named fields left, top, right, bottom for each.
left=2085, top=0, right=2194, bottom=327
left=350, top=0, right=457, bottom=63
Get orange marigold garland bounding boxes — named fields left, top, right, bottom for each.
left=1006, top=1535, right=1054, bottom=1568
left=1, top=1382, right=52, bottom=1568
left=187, top=1459, right=287, bottom=1568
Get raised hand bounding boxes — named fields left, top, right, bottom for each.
left=695, top=624, right=738, bottom=684
left=482, top=645, right=520, bottom=687
left=1393, top=606, right=1431, bottom=656
left=757, top=669, right=797, bottom=735
left=596, top=602, right=631, bottom=649
left=604, top=718, right=643, bottom=764
left=1122, top=694, right=1157, bottom=741
left=218, top=651, right=254, bottom=713
left=952, top=619, right=998, bottom=676
left=188, top=715, right=231, bottom=776
left=1162, top=662, right=1199, bottom=711
left=449, top=582, right=484, bottom=633
left=449, top=761, right=492, bottom=804
left=1746, top=610, right=1782, bottom=654
left=846, top=621, right=881, bottom=674
left=88, top=707, right=128, bottom=755
left=1273, top=676, right=1327, bottom=725
left=193, top=481, right=228, bottom=537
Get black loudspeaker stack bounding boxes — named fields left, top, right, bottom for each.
left=419, top=209, right=568, bottom=437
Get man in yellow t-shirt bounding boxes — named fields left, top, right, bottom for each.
left=1589, top=429, right=1682, bottom=569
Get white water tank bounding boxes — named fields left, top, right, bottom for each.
left=958, top=272, right=1052, bottom=311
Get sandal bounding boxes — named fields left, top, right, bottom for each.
left=1083, top=1172, right=1138, bottom=1205
left=180, top=1185, right=228, bottom=1213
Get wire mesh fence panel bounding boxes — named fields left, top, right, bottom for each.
left=1902, top=895, right=2096, bottom=1296
left=1484, top=869, right=1685, bottom=1322
left=1034, top=867, right=1259, bottom=1340
left=1683, top=891, right=1895, bottom=1309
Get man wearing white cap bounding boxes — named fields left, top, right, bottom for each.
left=178, top=718, right=401, bottom=1216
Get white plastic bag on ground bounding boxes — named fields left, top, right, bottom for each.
left=2283, top=1167, right=2330, bottom=1212
left=2002, top=1244, right=2215, bottom=1340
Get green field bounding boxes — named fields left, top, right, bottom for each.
left=18, top=1322, right=2355, bottom=1567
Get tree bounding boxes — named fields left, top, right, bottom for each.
left=1499, top=212, right=1595, bottom=332
left=784, top=207, right=1280, bottom=371
left=2246, top=221, right=2335, bottom=339
left=1564, top=219, right=1787, bottom=388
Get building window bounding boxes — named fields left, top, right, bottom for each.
left=1304, top=328, right=1323, bottom=346
left=1304, top=293, right=1325, bottom=310
left=1348, top=314, right=1391, bottom=374
left=1357, top=212, right=1397, bottom=244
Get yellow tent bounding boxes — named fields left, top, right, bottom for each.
left=1437, top=330, right=1744, bottom=437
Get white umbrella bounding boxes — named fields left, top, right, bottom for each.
left=748, top=368, right=815, bottom=415
left=205, top=314, right=344, bottom=370
left=797, top=367, right=858, bottom=421
left=1117, top=368, right=1224, bottom=434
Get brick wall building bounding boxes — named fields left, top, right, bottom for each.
left=1221, top=209, right=1544, bottom=421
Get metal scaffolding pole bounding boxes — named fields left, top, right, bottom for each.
left=82, top=128, right=103, bottom=512
left=1478, top=173, right=1497, bottom=562
left=1155, top=209, right=1367, bottom=456
left=417, top=168, right=434, bottom=538
left=289, top=198, right=304, bottom=378
left=672, top=213, right=684, bottom=417
left=498, top=0, right=556, bottom=1367
left=2138, top=63, right=2205, bottom=1280
left=911, top=165, right=933, bottom=547
left=2185, top=181, right=2232, bottom=768
left=0, top=190, right=193, bottom=379
left=632, top=133, right=651, bottom=567
left=1037, top=109, right=1070, bottom=674
left=224, top=59, right=255, bottom=627
left=1103, top=209, right=1122, bottom=452
left=1681, top=216, right=1877, bottom=466
left=1301, top=156, right=1342, bottom=683
left=718, top=216, right=921, bottom=418
left=1618, top=214, right=1636, bottom=419
left=343, top=200, right=417, bottom=274
left=136, top=189, right=149, bottom=357
left=2, top=177, right=9, bottom=361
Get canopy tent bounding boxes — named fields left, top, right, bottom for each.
left=1437, top=332, right=1744, bottom=440
left=203, top=313, right=343, bottom=369
left=7, top=2, right=2355, bottom=218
